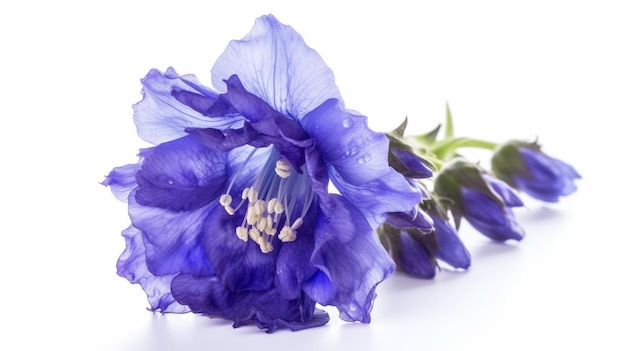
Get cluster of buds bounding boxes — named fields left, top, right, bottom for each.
left=378, top=106, right=581, bottom=278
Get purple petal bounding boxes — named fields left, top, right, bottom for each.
left=201, top=208, right=277, bottom=292
left=484, top=174, right=524, bottom=207
left=135, top=136, right=228, bottom=211
left=102, top=163, right=141, bottom=201
left=461, top=187, right=525, bottom=241
left=516, top=147, right=581, bottom=202
left=330, top=166, right=422, bottom=227
left=116, top=226, right=189, bottom=313
left=398, top=231, right=436, bottom=278
left=303, top=195, right=395, bottom=323
left=211, top=15, right=341, bottom=120
left=274, top=215, right=318, bottom=300
left=134, top=67, right=244, bottom=144
left=171, top=275, right=329, bottom=332
left=301, top=99, right=390, bottom=185
left=127, top=192, right=215, bottom=276
left=391, top=148, right=433, bottom=179
left=431, top=216, right=471, bottom=269
left=386, top=211, right=434, bottom=233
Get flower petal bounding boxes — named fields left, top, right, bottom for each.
left=461, top=187, right=525, bottom=241
left=211, top=14, right=341, bottom=120
left=171, top=275, right=329, bottom=332
left=201, top=208, right=278, bottom=292
left=398, top=231, right=436, bottom=278
left=516, top=147, right=582, bottom=202
left=135, top=136, right=228, bottom=211
left=274, top=215, right=318, bottom=300
left=485, top=174, right=524, bottom=207
left=134, top=67, right=244, bottom=144
left=303, top=195, right=395, bottom=323
left=390, top=148, right=434, bottom=179
left=102, top=163, right=141, bottom=201
left=431, top=216, right=471, bottom=269
left=116, top=226, right=189, bottom=313
left=301, top=99, right=391, bottom=185
left=128, top=194, right=216, bottom=276
left=331, top=166, right=423, bottom=227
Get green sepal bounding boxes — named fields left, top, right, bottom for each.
left=491, top=139, right=539, bottom=186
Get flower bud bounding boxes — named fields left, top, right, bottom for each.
left=491, top=140, right=581, bottom=203
left=434, top=159, right=525, bottom=242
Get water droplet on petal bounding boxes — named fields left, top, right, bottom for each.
left=167, top=179, right=174, bottom=185
left=357, top=153, right=371, bottom=164
left=342, top=118, right=352, bottom=128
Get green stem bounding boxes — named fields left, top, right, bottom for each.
left=430, top=137, right=499, bottom=161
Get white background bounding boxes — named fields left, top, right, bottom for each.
left=1, top=1, right=624, bottom=350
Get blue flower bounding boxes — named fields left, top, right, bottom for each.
left=104, top=14, right=420, bottom=332
left=380, top=203, right=471, bottom=278
left=434, top=159, right=525, bottom=242
left=491, top=141, right=581, bottom=202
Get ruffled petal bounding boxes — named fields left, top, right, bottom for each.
left=331, top=166, right=422, bottom=227
left=303, top=195, right=395, bottom=323
left=116, top=226, right=189, bottom=313
left=211, top=14, right=341, bottom=120
left=301, top=99, right=390, bottom=185
left=201, top=208, right=278, bottom=292
left=102, top=163, right=140, bottom=201
left=274, top=214, right=318, bottom=300
left=135, top=136, right=228, bottom=211
left=134, top=67, right=244, bottom=144
left=171, top=275, right=329, bottom=332
left=127, top=192, right=215, bottom=276
left=188, top=75, right=311, bottom=168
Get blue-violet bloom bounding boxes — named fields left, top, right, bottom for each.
left=434, top=159, right=525, bottom=242
left=103, top=14, right=420, bottom=332
left=491, top=141, right=581, bottom=203
left=380, top=202, right=470, bottom=278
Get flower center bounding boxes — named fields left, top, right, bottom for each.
left=219, top=147, right=315, bottom=253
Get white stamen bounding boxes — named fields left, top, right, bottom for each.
left=241, top=187, right=250, bottom=200
left=275, top=159, right=292, bottom=178
left=291, top=217, right=304, bottom=230
left=278, top=226, right=297, bottom=242
left=273, top=202, right=284, bottom=214
left=259, top=239, right=274, bottom=253
left=224, top=205, right=235, bottom=216
left=267, top=198, right=278, bottom=214
left=249, top=227, right=261, bottom=243
left=236, top=226, right=249, bottom=242
left=246, top=209, right=258, bottom=225
left=248, top=187, right=258, bottom=203
left=219, top=194, right=232, bottom=207
left=253, top=200, right=266, bottom=216
left=256, top=217, right=267, bottom=232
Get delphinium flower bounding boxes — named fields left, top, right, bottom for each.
left=103, top=15, right=421, bottom=332
left=491, top=140, right=581, bottom=202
